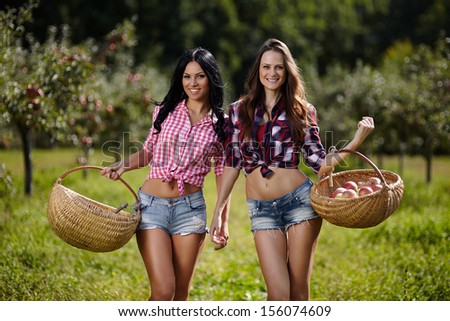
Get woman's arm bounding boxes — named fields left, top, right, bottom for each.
left=318, top=116, right=374, bottom=177
left=101, top=148, right=151, bottom=180
left=211, top=173, right=231, bottom=250
left=210, top=167, right=240, bottom=249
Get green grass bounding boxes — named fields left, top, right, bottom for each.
left=0, top=148, right=449, bottom=300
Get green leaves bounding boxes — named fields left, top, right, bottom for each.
left=0, top=3, right=94, bottom=136
left=307, top=34, right=450, bottom=159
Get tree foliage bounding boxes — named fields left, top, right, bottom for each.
left=2, top=0, right=448, bottom=96
left=308, top=34, right=450, bottom=182
left=0, top=1, right=95, bottom=194
left=0, top=2, right=93, bottom=137
left=0, top=1, right=166, bottom=193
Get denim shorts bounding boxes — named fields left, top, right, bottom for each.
left=137, top=189, right=207, bottom=236
left=246, top=178, right=321, bottom=232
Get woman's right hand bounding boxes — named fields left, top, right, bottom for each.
left=211, top=167, right=238, bottom=250
left=100, top=161, right=124, bottom=180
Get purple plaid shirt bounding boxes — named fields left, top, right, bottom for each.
left=224, top=96, right=326, bottom=176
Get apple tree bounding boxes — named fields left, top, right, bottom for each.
left=0, top=2, right=94, bottom=194
left=393, top=35, right=450, bottom=183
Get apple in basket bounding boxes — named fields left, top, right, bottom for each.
left=358, top=185, right=374, bottom=196
left=368, top=177, right=381, bottom=185
left=357, top=180, right=368, bottom=189
left=342, top=189, right=358, bottom=199
left=370, top=183, right=383, bottom=192
left=342, top=180, right=358, bottom=191
left=331, top=187, right=347, bottom=198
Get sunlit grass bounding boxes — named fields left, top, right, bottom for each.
left=0, top=149, right=449, bottom=300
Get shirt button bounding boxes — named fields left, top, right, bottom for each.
left=272, top=201, right=277, bottom=206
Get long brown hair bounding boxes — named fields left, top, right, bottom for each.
left=239, top=38, right=309, bottom=144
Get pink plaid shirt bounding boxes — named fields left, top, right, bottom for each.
left=143, top=100, right=224, bottom=195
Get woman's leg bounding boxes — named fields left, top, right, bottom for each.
left=286, top=217, right=322, bottom=300
left=254, top=229, right=290, bottom=300
left=136, top=229, right=176, bottom=300
left=171, top=233, right=206, bottom=300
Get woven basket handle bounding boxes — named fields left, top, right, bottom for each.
left=332, top=149, right=387, bottom=185
left=55, top=165, right=139, bottom=203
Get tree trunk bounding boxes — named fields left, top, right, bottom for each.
left=377, top=152, right=383, bottom=169
left=425, top=153, right=432, bottom=184
left=18, top=124, right=33, bottom=196
left=398, top=142, right=406, bottom=178
left=398, top=151, right=404, bottom=178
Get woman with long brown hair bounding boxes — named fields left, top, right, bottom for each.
left=210, top=39, right=374, bottom=300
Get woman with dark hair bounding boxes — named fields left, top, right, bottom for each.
left=102, top=47, right=230, bottom=300
left=210, top=39, right=374, bottom=300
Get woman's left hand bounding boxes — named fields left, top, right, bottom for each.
left=318, top=116, right=375, bottom=177
left=353, top=116, right=375, bottom=144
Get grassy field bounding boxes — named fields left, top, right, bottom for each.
left=0, top=148, right=449, bottom=301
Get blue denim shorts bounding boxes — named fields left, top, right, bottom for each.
left=137, top=189, right=207, bottom=236
left=246, top=178, right=321, bottom=232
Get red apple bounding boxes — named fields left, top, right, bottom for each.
left=26, top=86, right=44, bottom=105
left=331, top=187, right=347, bottom=198
left=358, top=185, right=374, bottom=196
left=357, top=181, right=367, bottom=189
left=26, top=86, right=43, bottom=99
left=343, top=180, right=358, bottom=191
left=368, top=177, right=381, bottom=185
left=370, top=184, right=383, bottom=192
left=334, top=193, right=344, bottom=199
left=342, top=189, right=358, bottom=199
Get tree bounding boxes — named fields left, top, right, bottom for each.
left=393, top=35, right=450, bottom=183
left=0, top=1, right=94, bottom=194
left=3, top=0, right=448, bottom=101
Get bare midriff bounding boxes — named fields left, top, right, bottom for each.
left=140, top=178, right=201, bottom=198
left=246, top=167, right=308, bottom=200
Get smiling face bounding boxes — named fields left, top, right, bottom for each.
left=182, top=61, right=210, bottom=104
left=259, top=50, right=286, bottom=94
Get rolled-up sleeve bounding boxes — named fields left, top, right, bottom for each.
left=301, top=105, right=326, bottom=173
left=224, top=103, right=243, bottom=169
left=143, top=105, right=161, bottom=157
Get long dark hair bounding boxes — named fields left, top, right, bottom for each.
left=239, top=38, right=309, bottom=144
left=153, top=47, right=226, bottom=141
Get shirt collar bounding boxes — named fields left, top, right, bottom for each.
left=253, top=95, right=285, bottom=125
left=255, top=95, right=285, bottom=117
left=179, top=99, right=216, bottom=125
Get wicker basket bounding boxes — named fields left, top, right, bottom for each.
left=310, top=149, right=404, bottom=228
left=47, top=166, right=141, bottom=252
